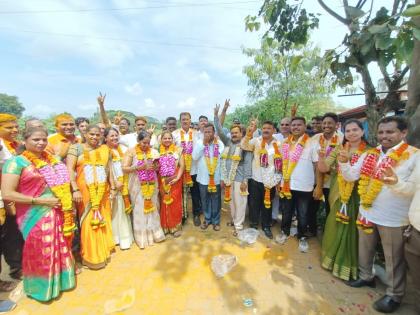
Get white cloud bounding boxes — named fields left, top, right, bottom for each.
left=176, top=97, right=196, bottom=109
left=197, top=71, right=210, bottom=82
left=144, top=98, right=155, bottom=108
left=125, top=82, right=143, bottom=96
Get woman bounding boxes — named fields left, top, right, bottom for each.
left=158, top=131, right=185, bottom=237
left=67, top=125, right=115, bottom=269
left=75, top=117, right=89, bottom=143
left=122, top=131, right=165, bottom=249
left=1, top=127, right=75, bottom=302
left=104, top=127, right=134, bottom=249
left=318, top=119, right=369, bottom=281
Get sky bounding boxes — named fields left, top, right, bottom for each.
left=0, top=0, right=399, bottom=121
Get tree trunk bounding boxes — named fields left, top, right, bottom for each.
left=406, top=0, right=420, bottom=147
left=357, top=64, right=380, bottom=145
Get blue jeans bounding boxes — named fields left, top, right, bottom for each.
left=198, top=184, right=221, bottom=225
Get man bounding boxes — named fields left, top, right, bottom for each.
left=166, top=117, right=177, bottom=133
left=46, top=113, right=79, bottom=161
left=192, top=123, right=224, bottom=231
left=120, top=116, right=157, bottom=148
left=214, top=105, right=252, bottom=234
left=382, top=153, right=420, bottom=314
left=340, top=116, right=417, bottom=313
left=241, top=120, right=282, bottom=239
left=173, top=112, right=202, bottom=225
left=310, top=116, right=323, bottom=135
left=274, top=117, right=291, bottom=140
left=0, top=113, right=23, bottom=286
left=311, top=112, right=342, bottom=234
left=277, top=117, right=318, bottom=252
left=198, top=115, right=208, bottom=133
left=118, top=117, right=131, bottom=135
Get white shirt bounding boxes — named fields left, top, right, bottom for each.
left=339, top=142, right=417, bottom=227
left=120, top=132, right=157, bottom=149
left=273, top=133, right=284, bottom=142
left=0, top=138, right=15, bottom=169
left=282, top=136, right=319, bottom=192
left=241, top=136, right=282, bottom=185
left=172, top=128, right=202, bottom=175
left=389, top=152, right=420, bottom=231
left=192, top=139, right=225, bottom=185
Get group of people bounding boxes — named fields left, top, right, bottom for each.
left=0, top=96, right=419, bottom=314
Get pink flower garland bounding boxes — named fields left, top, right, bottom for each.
left=38, top=162, right=70, bottom=187
left=137, top=160, right=156, bottom=182
left=159, top=155, right=176, bottom=177
left=181, top=141, right=193, bottom=154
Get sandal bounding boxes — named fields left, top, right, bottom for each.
left=0, top=280, right=17, bottom=292
left=213, top=224, right=220, bottom=231
left=232, top=230, right=238, bottom=237
left=201, top=222, right=209, bottom=230
left=226, top=221, right=234, bottom=227
left=173, top=231, right=182, bottom=238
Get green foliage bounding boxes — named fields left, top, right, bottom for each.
left=239, top=38, right=336, bottom=124
left=0, top=93, right=25, bottom=117
left=246, top=0, right=319, bottom=53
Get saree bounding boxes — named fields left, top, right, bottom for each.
left=128, top=149, right=165, bottom=249
left=321, top=149, right=359, bottom=281
left=3, top=156, right=75, bottom=302
left=110, top=146, right=133, bottom=250
left=158, top=148, right=183, bottom=234
left=68, top=144, right=114, bottom=269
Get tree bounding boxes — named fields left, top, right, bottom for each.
left=241, top=39, right=336, bottom=122
left=247, top=0, right=418, bottom=144
left=406, top=0, right=420, bottom=147
left=0, top=93, right=25, bottom=117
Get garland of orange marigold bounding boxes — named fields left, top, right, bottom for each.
left=159, top=143, right=177, bottom=206
left=259, top=140, right=282, bottom=208
left=84, top=148, right=108, bottom=229
left=21, top=150, right=76, bottom=237
left=204, top=138, right=220, bottom=193
left=180, top=130, right=193, bottom=187
left=356, top=142, right=409, bottom=234
left=111, top=146, right=132, bottom=214
left=280, top=134, right=310, bottom=199
left=135, top=145, right=157, bottom=213
left=2, top=139, right=19, bottom=156
left=335, top=141, right=366, bottom=224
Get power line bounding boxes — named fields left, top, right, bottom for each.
left=0, top=1, right=260, bottom=15
left=0, top=27, right=245, bottom=52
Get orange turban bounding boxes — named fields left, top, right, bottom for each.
left=0, top=113, right=17, bottom=124
left=54, top=113, right=74, bottom=127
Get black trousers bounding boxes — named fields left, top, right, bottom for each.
left=280, top=190, right=312, bottom=238
left=309, top=188, right=330, bottom=234
left=0, top=215, right=23, bottom=273
left=248, top=179, right=275, bottom=229
left=191, top=175, right=202, bottom=217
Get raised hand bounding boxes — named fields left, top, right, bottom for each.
left=97, top=91, right=106, bottom=106
left=214, top=104, right=220, bottom=118
left=247, top=119, right=257, bottom=136
left=147, top=124, right=156, bottom=135
left=381, top=167, right=398, bottom=185
left=337, top=142, right=350, bottom=163
left=222, top=99, right=230, bottom=112
left=318, top=142, right=327, bottom=160
left=113, top=111, right=123, bottom=125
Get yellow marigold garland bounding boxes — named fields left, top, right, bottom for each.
left=180, top=130, right=193, bottom=187
left=135, top=145, right=156, bottom=213
left=111, top=146, right=132, bottom=214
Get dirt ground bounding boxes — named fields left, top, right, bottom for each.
left=1, top=209, right=418, bottom=315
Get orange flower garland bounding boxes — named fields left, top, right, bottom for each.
left=358, top=143, right=409, bottom=209
left=159, top=144, right=177, bottom=206
left=335, top=141, right=367, bottom=224
left=2, top=139, right=19, bottom=156
left=111, top=146, right=132, bottom=214
left=83, top=148, right=108, bottom=229
left=135, top=145, right=156, bottom=214
left=220, top=145, right=241, bottom=203
left=204, top=138, right=220, bottom=193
